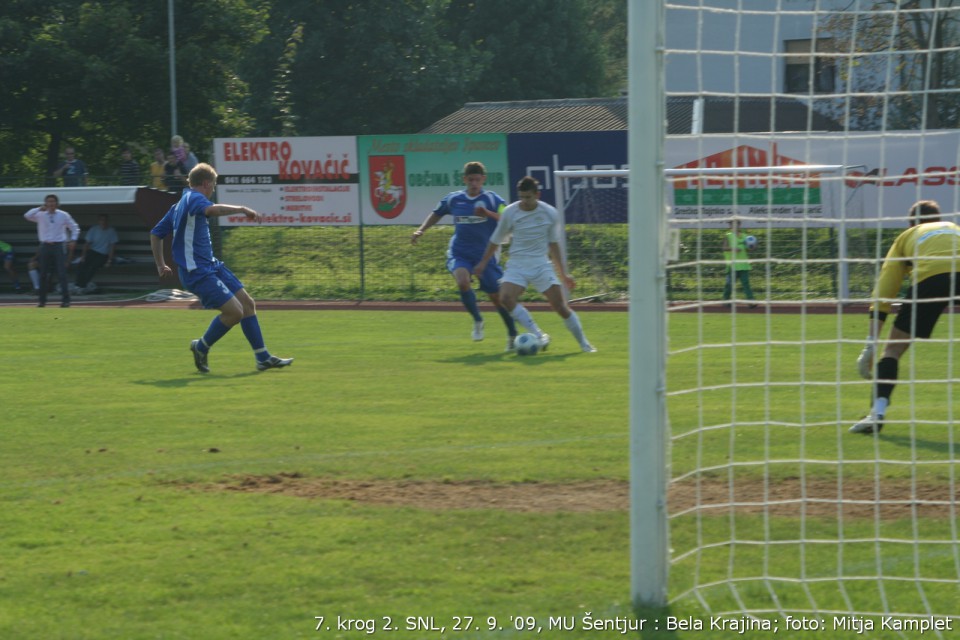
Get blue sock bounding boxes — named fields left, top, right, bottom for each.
left=240, top=315, right=270, bottom=362
left=497, top=305, right=517, bottom=336
left=459, top=288, right=482, bottom=322
left=199, top=316, right=231, bottom=353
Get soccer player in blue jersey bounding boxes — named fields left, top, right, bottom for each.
left=411, top=161, right=521, bottom=350
left=150, top=163, right=293, bottom=373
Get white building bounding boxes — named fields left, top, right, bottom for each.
left=665, top=0, right=856, bottom=96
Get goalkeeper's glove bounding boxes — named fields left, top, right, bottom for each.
left=857, top=342, right=876, bottom=380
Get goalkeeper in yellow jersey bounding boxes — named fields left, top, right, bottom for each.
left=852, top=200, right=960, bottom=434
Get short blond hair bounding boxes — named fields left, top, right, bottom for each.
left=188, top=163, right=217, bottom=187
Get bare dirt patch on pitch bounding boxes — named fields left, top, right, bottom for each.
left=205, top=473, right=954, bottom=519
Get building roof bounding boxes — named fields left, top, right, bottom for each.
left=421, top=98, right=628, bottom=134
left=0, top=186, right=177, bottom=227
left=420, top=96, right=843, bottom=135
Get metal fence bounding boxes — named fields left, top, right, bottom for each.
left=215, top=223, right=630, bottom=302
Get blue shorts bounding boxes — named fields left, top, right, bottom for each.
left=447, top=256, right=503, bottom=294
left=180, top=262, right=244, bottom=309
left=2, top=250, right=13, bottom=264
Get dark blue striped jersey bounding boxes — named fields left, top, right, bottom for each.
left=432, top=189, right=506, bottom=262
left=150, top=188, right=216, bottom=273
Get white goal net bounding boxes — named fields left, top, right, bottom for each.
left=621, top=0, right=960, bottom=631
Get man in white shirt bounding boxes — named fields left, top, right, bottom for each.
left=23, top=194, right=80, bottom=307
left=473, top=176, right=596, bottom=353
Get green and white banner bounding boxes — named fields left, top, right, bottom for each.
left=358, top=133, right=509, bottom=226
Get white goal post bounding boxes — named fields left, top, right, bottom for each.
left=610, top=0, right=960, bottom=626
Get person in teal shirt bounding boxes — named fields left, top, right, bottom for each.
left=0, top=240, right=22, bottom=292
left=722, top=218, right=756, bottom=306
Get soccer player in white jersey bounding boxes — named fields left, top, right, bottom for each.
left=411, top=161, right=521, bottom=350
left=150, top=163, right=292, bottom=373
left=473, top=176, right=596, bottom=353
left=852, top=200, right=960, bottom=434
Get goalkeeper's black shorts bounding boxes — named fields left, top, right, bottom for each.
left=893, top=272, right=960, bottom=338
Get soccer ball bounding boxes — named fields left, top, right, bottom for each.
left=744, top=235, right=758, bottom=250
left=514, top=333, right=541, bottom=356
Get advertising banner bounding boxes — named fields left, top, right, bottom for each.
left=358, top=134, right=509, bottom=225
left=508, top=131, right=628, bottom=223
left=667, top=132, right=960, bottom=228
left=212, top=137, right=360, bottom=226
left=508, top=130, right=960, bottom=228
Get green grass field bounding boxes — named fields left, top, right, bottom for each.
left=2, top=305, right=958, bottom=639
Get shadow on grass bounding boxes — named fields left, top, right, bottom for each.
left=633, top=604, right=681, bottom=638
left=881, top=433, right=959, bottom=455
left=134, top=371, right=261, bottom=387
left=441, top=351, right=579, bottom=366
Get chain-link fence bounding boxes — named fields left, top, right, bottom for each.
left=216, top=223, right=630, bottom=302
left=215, top=224, right=897, bottom=303
left=668, top=227, right=902, bottom=303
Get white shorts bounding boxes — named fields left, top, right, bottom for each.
left=502, top=260, right=560, bottom=293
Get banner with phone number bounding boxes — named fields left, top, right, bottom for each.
left=213, top=136, right=360, bottom=226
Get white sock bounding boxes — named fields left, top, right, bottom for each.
left=29, top=268, right=40, bottom=289
left=563, top=311, right=588, bottom=345
left=511, top=304, right=542, bottom=336
left=873, top=397, right=889, bottom=417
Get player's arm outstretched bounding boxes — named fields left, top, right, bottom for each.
left=205, top=203, right=261, bottom=222
left=411, top=213, right=442, bottom=245
left=857, top=314, right=886, bottom=379
left=857, top=233, right=908, bottom=379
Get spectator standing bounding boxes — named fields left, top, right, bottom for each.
left=74, top=214, right=119, bottom=293
left=52, top=147, right=88, bottom=187
left=163, top=152, right=187, bottom=193
left=149, top=148, right=166, bottom=189
left=722, top=218, right=757, bottom=306
left=182, top=142, right=199, bottom=173
left=23, top=194, right=80, bottom=307
left=171, top=135, right=187, bottom=165
left=117, top=148, right=141, bottom=186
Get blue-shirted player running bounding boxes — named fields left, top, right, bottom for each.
left=150, top=163, right=293, bottom=373
left=411, top=161, right=523, bottom=351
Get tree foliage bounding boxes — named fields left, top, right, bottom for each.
left=241, top=0, right=481, bottom=136
left=0, top=0, right=623, bottom=181
left=0, top=0, right=265, bottom=182
left=441, top=0, right=614, bottom=102
left=820, top=0, right=960, bottom=130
